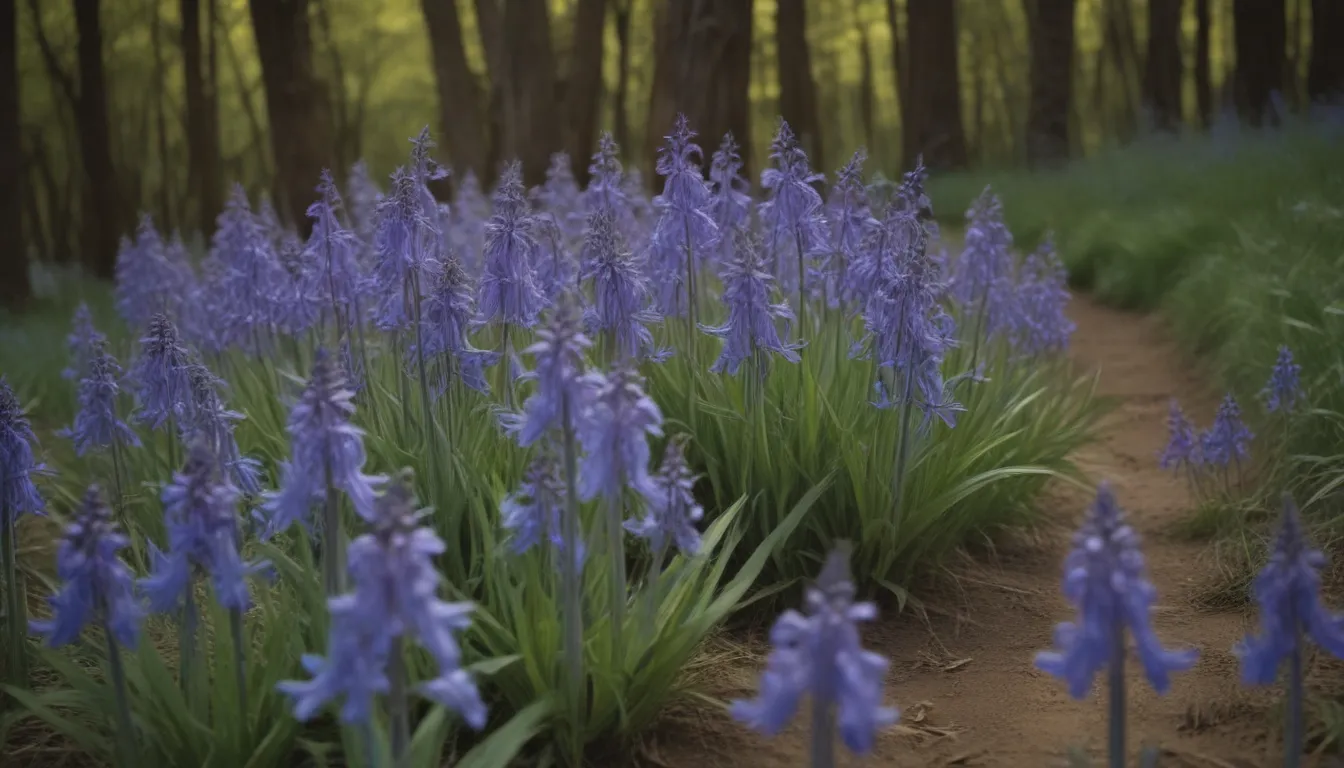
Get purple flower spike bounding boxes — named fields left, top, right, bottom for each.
left=31, top=486, right=143, bottom=649
left=828, top=149, right=878, bottom=308
left=584, top=133, right=636, bottom=235
left=306, top=169, right=369, bottom=322
left=579, top=209, right=665, bottom=361
left=179, top=362, right=262, bottom=495
left=0, top=379, right=48, bottom=522
left=64, top=341, right=140, bottom=457
left=730, top=542, right=899, bottom=755
left=478, top=162, right=546, bottom=331
left=576, top=363, right=663, bottom=504
left=1035, top=484, right=1197, bottom=699
left=500, top=452, right=585, bottom=565
left=1008, top=236, right=1075, bottom=356
left=759, top=120, right=827, bottom=301
left=278, top=473, right=487, bottom=730
left=648, top=114, right=718, bottom=318
left=1158, top=399, right=1201, bottom=473
left=417, top=256, right=499, bottom=395
left=1237, top=494, right=1344, bottom=683
left=141, top=440, right=261, bottom=613
left=115, top=214, right=181, bottom=330
left=128, top=313, right=195, bottom=432
left=708, top=133, right=752, bottom=267
left=1200, top=394, right=1253, bottom=469
left=500, top=296, right=597, bottom=447
left=202, top=185, right=288, bottom=352
left=1261, top=345, right=1304, bottom=414
left=534, top=152, right=584, bottom=244
left=63, top=302, right=106, bottom=381
left=262, top=350, right=384, bottom=538
left=371, top=168, right=440, bottom=332
left=346, top=160, right=382, bottom=249
left=451, top=171, right=491, bottom=272
left=626, top=437, right=704, bottom=556
left=952, top=187, right=1015, bottom=319
left=701, top=228, right=803, bottom=376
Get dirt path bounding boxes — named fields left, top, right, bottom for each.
left=650, top=296, right=1277, bottom=767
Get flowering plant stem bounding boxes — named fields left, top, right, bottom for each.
left=322, top=458, right=344, bottom=595
left=809, top=700, right=835, bottom=768
left=891, top=368, right=917, bottom=532
left=102, top=619, right=137, bottom=768
left=605, top=494, right=627, bottom=664
left=1286, top=629, right=1304, bottom=768
left=181, top=591, right=198, bottom=699
left=388, top=637, right=410, bottom=768
left=229, top=607, right=249, bottom=740
left=1108, top=623, right=1126, bottom=768
left=560, top=396, right=586, bottom=767
left=2, top=498, right=25, bottom=689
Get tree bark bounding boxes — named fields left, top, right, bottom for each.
left=1232, top=0, right=1286, bottom=125
left=776, top=0, right=823, bottom=169
left=248, top=0, right=334, bottom=234
left=646, top=0, right=755, bottom=180
left=1143, top=0, right=1184, bottom=131
left=1195, top=0, right=1212, bottom=128
left=566, top=0, right=606, bottom=184
left=473, top=0, right=506, bottom=180
left=1308, top=0, right=1344, bottom=103
left=72, top=0, right=121, bottom=280
left=612, top=0, right=632, bottom=154
left=1025, top=0, right=1076, bottom=167
left=422, top=0, right=490, bottom=180
left=883, top=0, right=911, bottom=158
left=498, top=0, right=560, bottom=186
left=0, top=0, right=24, bottom=307
left=858, top=22, right=875, bottom=150
left=903, top=0, right=968, bottom=171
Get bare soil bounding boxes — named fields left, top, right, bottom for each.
left=646, top=296, right=1293, bottom=768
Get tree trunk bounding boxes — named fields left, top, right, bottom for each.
left=646, top=0, right=755, bottom=180
left=1232, top=0, right=1286, bottom=125
left=73, top=0, right=121, bottom=280
left=151, top=5, right=173, bottom=229
left=776, top=0, right=823, bottom=169
left=1025, top=0, right=1076, bottom=167
left=1143, top=0, right=1184, bottom=131
left=498, top=0, right=560, bottom=186
left=1308, top=0, right=1344, bottom=103
left=903, top=0, right=968, bottom=171
left=473, top=0, right=506, bottom=180
left=883, top=0, right=911, bottom=159
left=566, top=0, right=606, bottom=184
left=1195, top=0, right=1212, bottom=128
left=613, top=0, right=632, bottom=154
left=249, top=0, right=334, bottom=234
left=858, top=23, right=875, bottom=150
left=0, top=0, right=24, bottom=307
left=422, top=0, right=490, bottom=180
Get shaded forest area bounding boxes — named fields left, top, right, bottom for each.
left=2, top=0, right=1342, bottom=310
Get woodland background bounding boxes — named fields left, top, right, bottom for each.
left=0, top=0, right=1340, bottom=309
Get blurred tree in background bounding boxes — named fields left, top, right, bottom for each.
left=3, top=0, right=1341, bottom=307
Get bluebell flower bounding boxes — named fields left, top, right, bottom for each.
left=451, top=170, right=490, bottom=272
left=584, top=133, right=637, bottom=238
left=759, top=120, right=828, bottom=303
left=576, top=363, right=663, bottom=504
left=1008, top=236, right=1075, bottom=356
left=1035, top=484, right=1198, bottom=699
left=847, top=160, right=935, bottom=309
left=63, top=302, right=106, bottom=381
left=731, top=543, right=899, bottom=754
left=1158, top=399, right=1201, bottom=473
left=827, top=149, right=878, bottom=308
left=648, top=114, right=718, bottom=318
left=141, top=439, right=260, bottom=612
left=952, top=188, right=1015, bottom=330
left=30, top=486, right=143, bottom=649
left=534, top=152, right=584, bottom=244
left=114, top=214, right=179, bottom=331
left=1236, top=494, right=1344, bottom=685
left=63, top=341, right=140, bottom=457
left=371, top=168, right=440, bottom=333
left=0, top=379, right=47, bottom=522
left=202, top=185, right=288, bottom=352
left=305, top=169, right=369, bottom=324
left=1200, top=394, right=1253, bottom=469
left=501, top=296, right=597, bottom=447
left=708, top=133, right=752, bottom=268
left=276, top=232, right=327, bottom=337
left=478, top=162, right=545, bottom=331
left=579, top=209, right=664, bottom=361
left=262, top=350, right=384, bottom=538
left=345, top=159, right=382, bottom=255
left=179, top=361, right=262, bottom=495
left=278, top=473, right=487, bottom=730
left=1261, top=345, right=1304, bottom=414
left=701, top=228, right=803, bottom=376
left=626, top=437, right=704, bottom=556
left=532, top=214, right=579, bottom=306
left=416, top=256, right=498, bottom=395
left=500, top=452, right=584, bottom=564
left=128, top=313, right=196, bottom=432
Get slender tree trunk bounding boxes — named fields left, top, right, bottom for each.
left=776, top=0, right=823, bottom=169
left=566, top=0, right=606, bottom=183
left=73, top=0, right=121, bottom=280
left=473, top=0, right=506, bottom=181
left=1025, top=0, right=1077, bottom=167
left=249, top=0, right=334, bottom=234
left=1195, top=0, right=1213, bottom=128
left=858, top=22, right=875, bottom=150
left=151, top=5, right=173, bottom=229
left=422, top=0, right=490, bottom=181
left=883, top=0, right=911, bottom=158
left=1144, top=0, right=1184, bottom=131
left=1232, top=0, right=1286, bottom=125
left=499, top=0, right=560, bottom=186
left=0, top=0, right=24, bottom=307
left=646, top=0, right=755, bottom=179
left=613, top=0, right=632, bottom=154
left=1308, top=0, right=1344, bottom=103
left=904, top=0, right=968, bottom=170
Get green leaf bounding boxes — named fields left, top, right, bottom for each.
left=454, top=697, right=554, bottom=768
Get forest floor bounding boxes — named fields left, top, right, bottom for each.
left=646, top=295, right=1298, bottom=768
